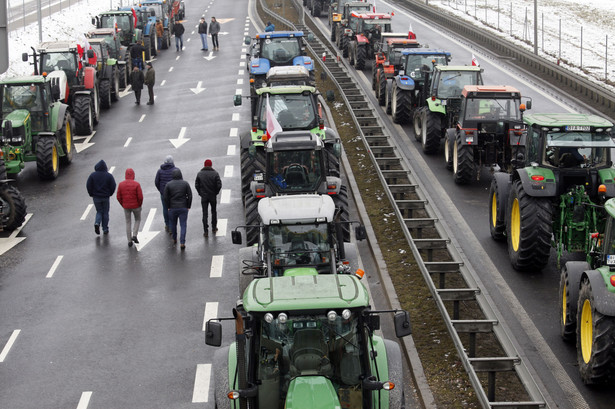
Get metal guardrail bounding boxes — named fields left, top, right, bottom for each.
left=258, top=0, right=548, bottom=407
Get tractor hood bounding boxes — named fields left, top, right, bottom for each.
left=285, top=376, right=341, bottom=409
left=258, top=194, right=335, bottom=224
left=46, top=70, right=68, bottom=102
left=3, top=110, right=30, bottom=127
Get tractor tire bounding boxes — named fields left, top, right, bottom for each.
left=111, top=68, right=120, bottom=102
left=355, top=45, right=366, bottom=70
left=213, top=347, right=232, bottom=409
left=0, top=184, right=27, bottom=231
left=144, top=36, right=152, bottom=61
left=72, top=94, right=93, bottom=136
left=413, top=108, right=424, bottom=141
left=341, top=35, right=349, bottom=58
left=384, top=339, right=404, bottom=409
left=36, top=137, right=59, bottom=180
left=240, top=148, right=266, bottom=201
left=333, top=185, right=350, bottom=242
left=91, top=86, right=100, bottom=125
left=384, top=80, right=393, bottom=115
left=151, top=32, right=158, bottom=57
left=313, top=2, right=321, bottom=17
left=371, top=61, right=378, bottom=90
left=453, top=133, right=474, bottom=184
left=100, top=79, right=112, bottom=109
left=391, top=86, right=411, bottom=124
left=377, top=69, right=386, bottom=106
left=326, top=145, right=341, bottom=177
left=0, top=158, right=6, bottom=180
left=421, top=110, right=441, bottom=154
left=118, top=64, right=128, bottom=89
left=559, top=265, right=579, bottom=343
left=59, top=113, right=74, bottom=166
left=506, top=179, right=552, bottom=272
left=488, top=176, right=507, bottom=241
left=244, top=190, right=260, bottom=247
left=444, top=130, right=455, bottom=171
left=330, top=23, right=336, bottom=42
left=576, top=278, right=615, bottom=384
left=162, top=30, right=169, bottom=49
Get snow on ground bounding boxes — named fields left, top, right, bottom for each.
left=428, top=0, right=615, bottom=93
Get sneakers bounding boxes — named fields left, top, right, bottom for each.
left=94, top=224, right=100, bottom=235
left=103, top=230, right=109, bottom=235
left=180, top=244, right=186, bottom=251
left=146, top=101, right=154, bottom=105
left=132, top=236, right=139, bottom=244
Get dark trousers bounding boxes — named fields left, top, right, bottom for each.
left=147, top=84, right=154, bottom=103
left=93, top=197, right=110, bottom=233
left=201, top=197, right=217, bottom=231
left=134, top=88, right=142, bottom=103
left=211, top=34, right=219, bottom=49
left=169, top=208, right=188, bottom=244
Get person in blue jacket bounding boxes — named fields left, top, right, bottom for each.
left=86, top=159, right=116, bottom=235
left=155, top=155, right=180, bottom=233
left=265, top=21, right=275, bottom=32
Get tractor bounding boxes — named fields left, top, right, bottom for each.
left=444, top=85, right=531, bottom=184
left=88, top=38, right=120, bottom=109
left=371, top=35, right=420, bottom=102
left=414, top=65, right=483, bottom=153
left=87, top=28, right=131, bottom=89
left=0, top=159, right=27, bottom=232
left=93, top=9, right=141, bottom=50
left=488, top=113, right=615, bottom=272
left=307, top=0, right=330, bottom=17
left=0, top=75, right=75, bottom=180
left=334, top=1, right=372, bottom=56
left=205, top=273, right=412, bottom=409
left=140, top=0, right=172, bottom=50
left=23, top=42, right=99, bottom=136
left=128, top=6, right=158, bottom=60
left=346, top=11, right=393, bottom=70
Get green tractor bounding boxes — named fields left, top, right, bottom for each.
left=489, top=113, right=615, bottom=272
left=87, top=28, right=131, bottom=89
left=0, top=75, right=74, bottom=180
left=205, top=273, right=412, bottom=409
left=0, top=159, right=27, bottom=232
left=88, top=38, right=120, bottom=109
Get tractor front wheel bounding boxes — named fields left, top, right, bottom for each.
left=377, top=69, right=386, bottom=106
left=240, top=147, right=266, bottom=200
left=421, top=110, right=441, bottom=154
left=384, top=80, right=393, bottom=115
left=506, top=179, right=552, bottom=271
left=100, top=79, right=112, bottom=109
left=355, top=45, right=366, bottom=70
left=392, top=85, right=411, bottom=124
left=59, top=113, right=74, bottom=166
left=488, top=176, right=508, bottom=241
left=213, top=347, right=232, bottom=409
left=576, top=278, right=615, bottom=384
left=313, top=2, right=321, bottom=16
left=36, top=137, right=59, bottom=180
left=144, top=36, right=152, bottom=60
left=341, top=35, right=349, bottom=58
left=73, top=94, right=93, bottom=135
left=444, top=130, right=455, bottom=171
left=111, top=68, right=120, bottom=102
left=413, top=108, right=424, bottom=141
left=333, top=185, right=350, bottom=242
left=453, top=133, right=474, bottom=184
left=0, top=184, right=27, bottom=231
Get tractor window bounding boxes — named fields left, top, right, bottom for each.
left=266, top=223, right=331, bottom=270
left=101, top=15, right=131, bottom=33
left=41, top=52, right=77, bottom=84
left=268, top=149, right=323, bottom=193
left=259, top=94, right=317, bottom=130
left=543, top=131, right=614, bottom=168
left=261, top=38, right=302, bottom=64
left=404, top=54, right=448, bottom=81
left=437, top=71, right=481, bottom=99
left=1, top=84, right=45, bottom=131
left=464, top=98, right=520, bottom=121
left=362, top=20, right=391, bottom=33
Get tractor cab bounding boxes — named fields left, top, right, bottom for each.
left=249, top=31, right=311, bottom=69
left=95, top=11, right=139, bottom=47
left=348, top=12, right=392, bottom=39
left=457, top=86, right=526, bottom=132
left=431, top=66, right=483, bottom=100
left=0, top=77, right=51, bottom=136
left=87, top=28, right=123, bottom=60
left=399, top=49, right=451, bottom=83
left=256, top=87, right=319, bottom=131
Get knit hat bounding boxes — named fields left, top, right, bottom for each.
left=165, top=155, right=174, bottom=164
left=204, top=159, right=212, bottom=167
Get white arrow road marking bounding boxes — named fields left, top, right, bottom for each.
left=124, top=137, right=132, bottom=148
left=76, top=391, right=93, bottom=409
left=0, top=213, right=32, bottom=255
left=202, top=302, right=218, bottom=331
left=215, top=219, right=227, bottom=237
left=190, top=81, right=206, bottom=94
left=232, top=113, right=239, bottom=121
left=46, top=255, right=64, bottom=278
left=119, top=85, right=132, bottom=98
left=135, top=208, right=161, bottom=252
left=108, top=166, right=115, bottom=174
left=203, top=52, right=216, bottom=61
left=229, top=128, right=238, bottom=137
left=220, top=189, right=230, bottom=204
left=223, top=165, right=233, bottom=178
left=139, top=114, right=146, bottom=123
left=80, top=204, right=93, bottom=221
left=0, top=329, right=21, bottom=362
left=74, top=131, right=96, bottom=153
left=170, top=127, right=190, bottom=149
left=210, top=255, right=223, bottom=278
left=192, top=364, right=211, bottom=403
left=227, top=145, right=236, bottom=155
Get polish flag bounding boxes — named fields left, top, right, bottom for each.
left=266, top=95, right=282, bottom=141
left=472, top=54, right=480, bottom=67
left=408, top=23, right=416, bottom=40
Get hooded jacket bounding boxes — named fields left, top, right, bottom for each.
left=155, top=162, right=178, bottom=193
left=195, top=166, right=222, bottom=200
left=163, top=169, right=192, bottom=209
left=86, top=160, right=116, bottom=198
left=117, top=168, right=144, bottom=209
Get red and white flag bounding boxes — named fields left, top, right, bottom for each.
left=408, top=23, right=416, bottom=40
left=471, top=54, right=480, bottom=67
left=266, top=95, right=283, bottom=141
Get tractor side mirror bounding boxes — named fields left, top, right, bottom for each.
left=394, top=311, right=412, bottom=337
left=244, top=35, right=251, bottom=45
left=231, top=230, right=243, bottom=245
left=51, top=83, right=61, bottom=101
left=355, top=225, right=366, bottom=241
left=91, top=17, right=96, bottom=25
left=205, top=321, right=222, bottom=347
left=333, top=142, right=341, bottom=158
left=22, top=52, right=29, bottom=62
left=525, top=100, right=532, bottom=110
left=233, top=94, right=242, bottom=106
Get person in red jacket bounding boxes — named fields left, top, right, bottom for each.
left=117, top=168, right=144, bottom=247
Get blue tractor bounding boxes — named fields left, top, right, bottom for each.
left=122, top=6, right=157, bottom=60
left=140, top=0, right=172, bottom=50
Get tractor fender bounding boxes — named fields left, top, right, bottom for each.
left=355, top=34, right=369, bottom=44
left=369, top=335, right=388, bottom=377
left=598, top=168, right=615, bottom=198
left=106, top=57, right=117, bottom=66
left=249, top=58, right=270, bottom=76
left=292, top=55, right=314, bottom=72
left=103, top=65, right=114, bottom=79
left=394, top=74, right=415, bottom=91
left=56, top=104, right=70, bottom=131
left=240, top=130, right=253, bottom=149
left=583, top=268, right=615, bottom=316
left=324, top=127, right=340, bottom=144
left=83, top=66, right=96, bottom=90
left=492, top=171, right=512, bottom=212
left=426, top=98, right=446, bottom=115
left=564, top=261, right=591, bottom=318
left=515, top=167, right=556, bottom=197
left=383, top=339, right=404, bottom=408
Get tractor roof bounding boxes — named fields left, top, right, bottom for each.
left=350, top=12, right=392, bottom=19
left=436, top=65, right=482, bottom=72
left=88, top=38, right=108, bottom=45
left=605, top=198, right=615, bottom=220
left=87, top=28, right=117, bottom=36
left=0, top=75, right=47, bottom=85
left=462, top=85, right=521, bottom=98
left=400, top=48, right=450, bottom=56
left=37, top=41, right=79, bottom=53
left=523, top=113, right=613, bottom=129
left=257, top=85, right=316, bottom=95
left=268, top=131, right=323, bottom=151
left=256, top=31, right=304, bottom=39
left=266, top=65, right=310, bottom=80
left=388, top=38, right=420, bottom=47
left=100, top=10, right=134, bottom=15
left=258, top=194, right=336, bottom=225
left=243, top=274, right=370, bottom=313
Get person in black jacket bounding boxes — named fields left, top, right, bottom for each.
left=195, top=159, right=222, bottom=237
left=163, top=168, right=192, bottom=250
left=86, top=159, right=116, bottom=235
left=172, top=20, right=185, bottom=51
left=198, top=17, right=208, bottom=51
left=155, top=155, right=179, bottom=233
left=130, top=66, right=144, bottom=104
left=130, top=41, right=145, bottom=70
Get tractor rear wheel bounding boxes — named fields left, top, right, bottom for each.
left=333, top=185, right=350, bottom=242
left=421, top=110, right=441, bottom=154
left=488, top=176, right=508, bottom=241
left=244, top=190, right=260, bottom=246
left=0, top=184, right=27, bottom=231
left=111, top=68, right=120, bottom=102
left=444, top=130, right=455, bottom=171
left=559, top=265, right=578, bottom=342
left=213, top=347, right=232, bottom=409
left=240, top=148, right=266, bottom=201
left=506, top=179, right=552, bottom=271
left=100, top=79, right=112, bottom=109
left=73, top=94, right=93, bottom=135
left=92, top=86, right=100, bottom=125
left=413, top=108, right=424, bottom=141
left=325, top=145, right=340, bottom=177
left=162, top=31, right=169, bottom=49
left=392, top=85, right=411, bottom=124
left=453, top=133, right=474, bottom=184
left=330, top=23, right=336, bottom=41
left=355, top=45, right=366, bottom=70
left=144, top=36, right=152, bottom=60
left=118, top=64, right=128, bottom=89
left=377, top=69, right=386, bottom=106
left=577, top=278, right=615, bottom=384
left=371, top=61, right=378, bottom=90
left=36, top=137, right=59, bottom=180
left=313, top=2, right=321, bottom=17
left=0, top=158, right=6, bottom=180
left=59, top=113, right=74, bottom=166
left=384, top=80, right=393, bottom=115
left=341, top=35, right=349, bottom=58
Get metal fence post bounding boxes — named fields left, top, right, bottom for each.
left=580, top=25, right=583, bottom=69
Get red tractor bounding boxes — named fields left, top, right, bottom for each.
left=346, top=11, right=393, bottom=70
left=372, top=34, right=420, bottom=104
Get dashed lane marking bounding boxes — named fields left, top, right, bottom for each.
left=239, top=61, right=245, bottom=67
left=161, top=80, right=166, bottom=87
left=216, top=219, right=227, bottom=237
left=139, top=114, right=146, bottom=123
left=238, top=70, right=243, bottom=75
left=108, top=166, right=115, bottom=174
left=210, top=255, right=223, bottom=278
left=220, top=189, right=230, bottom=204
left=240, top=54, right=246, bottom=59
left=227, top=145, right=236, bottom=155
left=0, top=329, right=20, bottom=362
left=202, top=302, right=219, bottom=331
left=80, top=204, right=93, bottom=220
left=124, top=137, right=132, bottom=147
left=46, top=255, right=64, bottom=278
left=232, top=113, right=239, bottom=121
left=76, top=391, right=93, bottom=409
left=235, top=88, right=242, bottom=95
left=223, top=165, right=233, bottom=178
left=229, top=128, right=238, bottom=137
left=192, top=364, right=211, bottom=403
left=237, top=78, right=243, bottom=85
left=169, top=66, right=174, bottom=72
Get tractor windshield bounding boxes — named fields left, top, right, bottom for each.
left=261, top=37, right=302, bottom=65
left=266, top=222, right=331, bottom=272
left=259, top=94, right=317, bottom=130
left=463, top=98, right=521, bottom=121
left=543, top=131, right=614, bottom=168
left=257, top=312, right=363, bottom=392
left=101, top=15, right=132, bottom=33
left=361, top=19, right=391, bottom=33
left=436, top=71, right=481, bottom=99
left=403, top=54, right=448, bottom=81
left=1, top=84, right=46, bottom=131
left=268, top=149, right=323, bottom=193
left=41, top=52, right=78, bottom=85
left=142, top=3, right=164, bottom=20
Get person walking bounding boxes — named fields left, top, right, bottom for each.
left=198, top=17, right=209, bottom=51
left=144, top=62, right=155, bottom=105
left=172, top=19, right=185, bottom=51
left=156, top=20, right=164, bottom=51
left=130, top=40, right=145, bottom=70
left=210, top=17, right=220, bottom=51
left=195, top=159, right=222, bottom=237
left=130, top=65, right=144, bottom=104
left=155, top=155, right=178, bottom=233
left=163, top=169, right=192, bottom=250
left=86, top=160, right=116, bottom=235
left=116, top=168, right=144, bottom=247
left=265, top=21, right=275, bottom=32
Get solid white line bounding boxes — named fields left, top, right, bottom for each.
left=76, top=391, right=93, bottom=409
left=139, top=114, right=146, bottom=123
left=46, top=255, right=64, bottom=278
left=142, top=208, right=157, bottom=232
left=220, top=189, right=231, bottom=204
left=237, top=78, right=244, bottom=85
left=192, top=364, right=211, bottom=402
left=124, top=137, right=132, bottom=148
left=232, top=113, right=240, bottom=121
left=80, top=204, right=93, bottom=221
left=223, top=165, right=233, bottom=178
left=203, top=302, right=219, bottom=331
left=227, top=145, right=236, bottom=155
left=229, top=128, right=238, bottom=137
left=0, top=330, right=21, bottom=362
left=161, top=80, right=166, bottom=87
left=108, top=166, right=115, bottom=175
left=210, top=255, right=224, bottom=278
left=216, top=219, right=227, bottom=237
